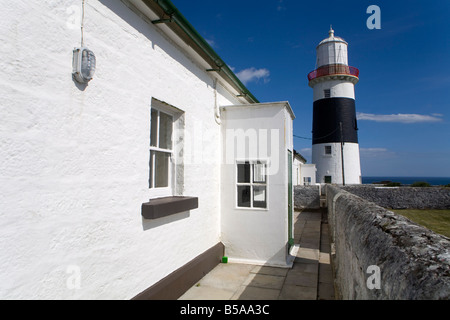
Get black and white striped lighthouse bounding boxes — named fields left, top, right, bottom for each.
left=308, top=28, right=361, bottom=184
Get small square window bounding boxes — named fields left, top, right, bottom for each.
left=325, top=145, right=332, bottom=155
left=236, top=161, right=267, bottom=209
left=325, top=176, right=332, bottom=184
left=324, top=89, right=331, bottom=98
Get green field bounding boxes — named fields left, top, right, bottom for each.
left=393, top=209, right=450, bottom=238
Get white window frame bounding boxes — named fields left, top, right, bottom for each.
left=304, top=177, right=312, bottom=186
left=235, top=160, right=269, bottom=210
left=149, top=105, right=175, bottom=199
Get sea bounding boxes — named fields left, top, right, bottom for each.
left=362, top=176, right=450, bottom=186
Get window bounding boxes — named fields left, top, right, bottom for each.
left=149, top=108, right=173, bottom=194
left=324, top=89, right=331, bottom=98
left=304, top=177, right=312, bottom=185
left=324, top=176, right=332, bottom=184
left=325, top=145, right=332, bottom=155
left=237, top=161, right=267, bottom=209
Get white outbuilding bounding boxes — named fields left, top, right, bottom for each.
left=292, top=150, right=316, bottom=186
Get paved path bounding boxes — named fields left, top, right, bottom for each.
left=179, top=209, right=335, bottom=300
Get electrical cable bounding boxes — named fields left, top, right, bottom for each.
left=293, top=135, right=311, bottom=140
left=81, top=0, right=85, bottom=47
left=294, top=126, right=340, bottom=141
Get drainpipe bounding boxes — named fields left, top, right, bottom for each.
left=213, top=78, right=221, bottom=125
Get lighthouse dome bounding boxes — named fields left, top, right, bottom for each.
left=317, top=27, right=348, bottom=46
left=316, top=27, right=349, bottom=67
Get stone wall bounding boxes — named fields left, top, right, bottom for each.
left=342, top=185, right=450, bottom=209
left=327, top=185, right=450, bottom=300
left=294, top=185, right=320, bottom=209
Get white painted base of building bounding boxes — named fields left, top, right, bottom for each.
left=312, top=142, right=361, bottom=184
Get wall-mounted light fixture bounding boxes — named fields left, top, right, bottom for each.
left=72, top=1, right=95, bottom=84
left=72, top=47, right=96, bottom=84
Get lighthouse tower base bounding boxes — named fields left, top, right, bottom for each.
left=312, top=142, right=361, bottom=184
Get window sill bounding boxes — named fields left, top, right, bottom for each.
left=235, top=206, right=269, bottom=211
left=141, top=196, right=198, bottom=220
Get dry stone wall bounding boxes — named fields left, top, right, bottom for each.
left=294, top=185, right=320, bottom=209
left=326, top=185, right=450, bottom=300
left=341, top=185, right=450, bottom=209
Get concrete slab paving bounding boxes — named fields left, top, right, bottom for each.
left=232, top=286, right=281, bottom=300
left=179, top=285, right=236, bottom=300
left=250, top=265, right=289, bottom=277
left=279, top=284, right=317, bottom=300
left=243, top=273, right=285, bottom=290
left=179, top=209, right=335, bottom=301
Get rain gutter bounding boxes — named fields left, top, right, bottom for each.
left=142, top=0, right=259, bottom=104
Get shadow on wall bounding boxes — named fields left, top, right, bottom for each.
left=72, top=75, right=88, bottom=91
left=141, top=211, right=190, bottom=231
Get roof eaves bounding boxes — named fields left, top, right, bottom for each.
left=142, top=0, right=259, bottom=104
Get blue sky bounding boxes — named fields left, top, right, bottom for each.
left=174, top=0, right=450, bottom=177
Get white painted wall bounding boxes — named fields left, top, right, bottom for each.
left=293, top=158, right=302, bottom=186
left=312, top=143, right=361, bottom=184
left=293, top=159, right=316, bottom=186
left=0, top=0, right=242, bottom=299
left=313, top=80, right=355, bottom=101
left=300, top=164, right=317, bottom=185
left=220, top=103, right=294, bottom=267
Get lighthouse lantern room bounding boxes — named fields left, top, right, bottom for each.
left=308, top=28, right=362, bottom=185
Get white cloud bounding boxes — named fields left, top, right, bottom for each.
left=205, top=38, right=216, bottom=48
left=360, top=148, right=396, bottom=158
left=236, top=67, right=270, bottom=85
left=356, top=112, right=443, bottom=123
left=299, top=148, right=312, bottom=157
left=277, top=0, right=286, bottom=11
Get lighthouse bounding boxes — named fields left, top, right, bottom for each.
left=308, top=28, right=361, bottom=184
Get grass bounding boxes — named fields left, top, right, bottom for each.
left=393, top=209, right=450, bottom=238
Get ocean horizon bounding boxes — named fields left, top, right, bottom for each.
left=362, top=176, right=450, bottom=186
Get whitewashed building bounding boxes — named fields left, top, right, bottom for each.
left=0, top=0, right=295, bottom=299
left=292, top=151, right=316, bottom=186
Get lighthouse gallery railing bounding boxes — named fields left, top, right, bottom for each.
left=308, top=64, right=359, bottom=81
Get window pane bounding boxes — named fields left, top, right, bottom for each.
left=237, top=186, right=251, bottom=208
left=253, top=162, right=266, bottom=183
left=149, top=150, right=154, bottom=188
left=150, top=109, right=158, bottom=147
left=159, top=111, right=173, bottom=150
left=237, top=162, right=250, bottom=183
left=253, top=186, right=267, bottom=208
left=155, top=151, right=170, bottom=188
